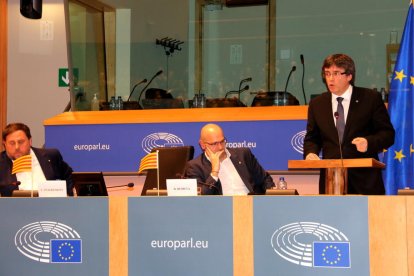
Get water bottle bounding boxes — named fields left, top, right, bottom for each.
left=278, top=176, right=287, bottom=190
left=117, top=96, right=124, bottom=110
left=109, top=96, right=116, bottom=110
left=380, top=88, right=387, bottom=103
left=91, top=93, right=99, bottom=111
left=192, top=94, right=199, bottom=108
left=199, top=93, right=206, bottom=108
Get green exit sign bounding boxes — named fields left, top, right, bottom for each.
left=58, top=68, right=79, bottom=87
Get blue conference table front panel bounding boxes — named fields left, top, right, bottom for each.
left=128, top=196, right=233, bottom=275
left=0, top=198, right=109, bottom=276
left=253, top=196, right=370, bottom=276
left=45, top=120, right=306, bottom=172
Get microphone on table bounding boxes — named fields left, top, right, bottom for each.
left=238, top=77, right=252, bottom=99
left=12, top=181, right=21, bottom=186
left=107, top=182, right=135, bottom=189
left=175, top=173, right=218, bottom=191
left=127, top=79, right=147, bottom=102
left=225, top=85, right=249, bottom=98
left=300, top=54, right=307, bottom=104
left=137, top=70, right=164, bottom=105
left=283, top=66, right=296, bottom=106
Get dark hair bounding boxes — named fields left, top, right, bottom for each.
left=2, top=123, right=32, bottom=141
left=322, top=54, right=356, bottom=85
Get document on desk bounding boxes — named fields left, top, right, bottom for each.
left=166, top=179, right=197, bottom=196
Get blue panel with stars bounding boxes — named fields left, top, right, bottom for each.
left=313, top=242, right=350, bottom=268
left=50, top=239, right=82, bottom=263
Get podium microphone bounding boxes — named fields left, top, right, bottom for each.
left=334, top=111, right=345, bottom=169
left=107, top=182, right=135, bottom=189
left=127, top=79, right=147, bottom=102
left=283, top=66, right=296, bottom=105
left=300, top=54, right=307, bottom=104
left=137, top=70, right=164, bottom=104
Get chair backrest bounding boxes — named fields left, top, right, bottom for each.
left=141, top=146, right=195, bottom=195
left=141, top=98, right=184, bottom=109
left=251, top=91, right=299, bottom=106
left=206, top=98, right=246, bottom=108
left=145, top=88, right=172, bottom=99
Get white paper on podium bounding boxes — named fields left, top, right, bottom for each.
left=38, top=180, right=67, bottom=197
left=166, top=179, right=198, bottom=196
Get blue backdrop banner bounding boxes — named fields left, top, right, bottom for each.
left=45, top=120, right=306, bottom=172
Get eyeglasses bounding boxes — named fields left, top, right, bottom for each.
left=322, top=71, right=347, bottom=78
left=204, top=138, right=227, bottom=147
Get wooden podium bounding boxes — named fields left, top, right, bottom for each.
left=288, top=158, right=385, bottom=194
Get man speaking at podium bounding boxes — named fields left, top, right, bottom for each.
left=303, top=54, right=395, bottom=195
left=185, top=123, right=274, bottom=195
left=0, top=123, right=73, bottom=196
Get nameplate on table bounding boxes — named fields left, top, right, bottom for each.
left=166, top=179, right=197, bottom=196
left=38, top=180, right=67, bottom=197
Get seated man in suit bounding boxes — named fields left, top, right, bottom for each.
left=0, top=123, right=74, bottom=196
left=184, top=123, right=274, bottom=195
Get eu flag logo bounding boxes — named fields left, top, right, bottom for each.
left=50, top=239, right=82, bottom=263
left=313, top=242, right=350, bottom=268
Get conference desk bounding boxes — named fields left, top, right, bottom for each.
left=1, top=196, right=413, bottom=276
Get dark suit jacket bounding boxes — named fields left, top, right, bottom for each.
left=184, top=147, right=274, bottom=195
left=303, top=87, right=395, bottom=195
left=0, top=147, right=73, bottom=196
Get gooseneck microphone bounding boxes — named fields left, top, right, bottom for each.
left=300, top=55, right=307, bottom=104
left=127, top=79, right=147, bottom=102
left=238, top=77, right=252, bottom=99
left=334, top=111, right=345, bottom=169
left=107, top=182, right=135, bottom=189
left=283, top=66, right=296, bottom=105
left=175, top=173, right=218, bottom=191
left=137, top=70, right=164, bottom=105
left=225, top=85, right=249, bottom=98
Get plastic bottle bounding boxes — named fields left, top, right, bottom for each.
left=117, top=96, right=124, bottom=110
left=380, top=88, right=387, bottom=103
left=192, top=94, right=199, bottom=108
left=91, top=93, right=99, bottom=111
left=278, top=176, right=287, bottom=190
left=199, top=93, right=206, bottom=108
left=109, top=96, right=116, bottom=110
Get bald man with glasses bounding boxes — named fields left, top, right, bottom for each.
left=184, top=123, right=274, bottom=195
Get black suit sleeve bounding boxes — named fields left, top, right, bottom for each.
left=43, top=148, right=74, bottom=196
left=184, top=156, right=222, bottom=195
left=364, top=92, right=395, bottom=154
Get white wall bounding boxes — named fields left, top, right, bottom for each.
left=7, top=0, right=69, bottom=147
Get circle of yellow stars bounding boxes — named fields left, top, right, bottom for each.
left=321, top=245, right=342, bottom=265
left=57, top=242, right=75, bottom=261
